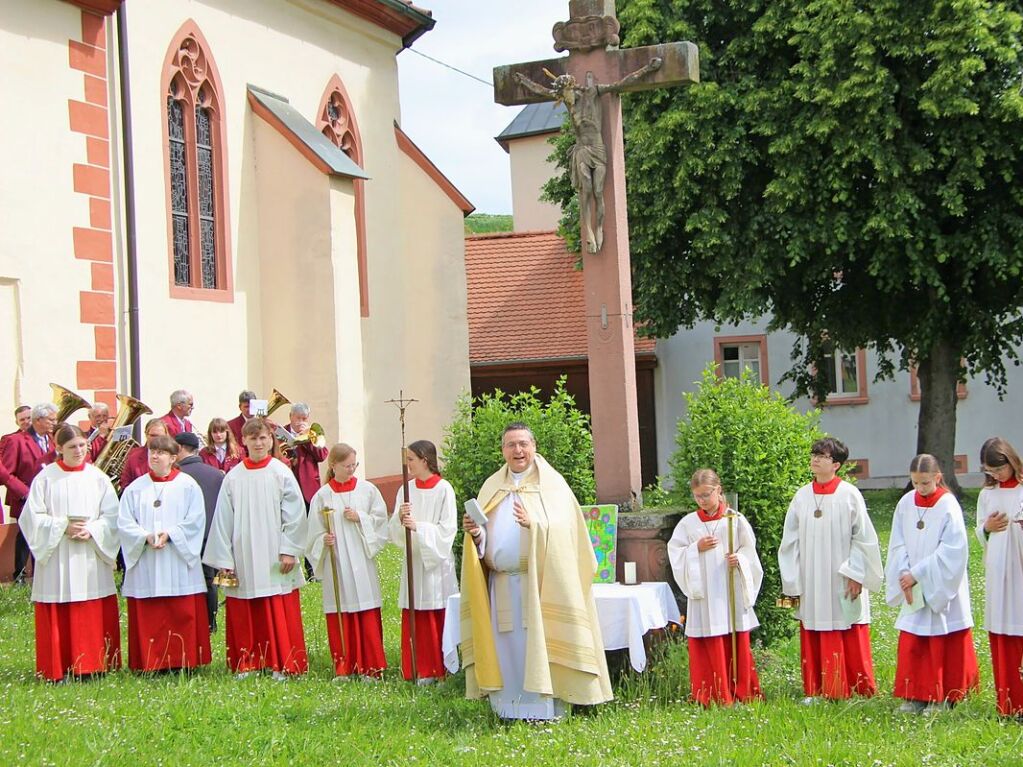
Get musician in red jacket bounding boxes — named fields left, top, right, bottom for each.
left=282, top=403, right=328, bottom=507
left=2, top=403, right=57, bottom=580
left=226, top=390, right=257, bottom=457
left=86, top=402, right=112, bottom=462
left=160, top=390, right=195, bottom=437
left=0, top=405, right=32, bottom=456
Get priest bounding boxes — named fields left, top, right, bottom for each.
left=778, top=437, right=884, bottom=703
left=460, top=422, right=612, bottom=719
left=118, top=435, right=211, bottom=672
left=203, top=417, right=308, bottom=679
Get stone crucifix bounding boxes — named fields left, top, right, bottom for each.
left=494, top=0, right=699, bottom=507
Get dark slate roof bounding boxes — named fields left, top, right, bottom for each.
left=247, top=85, right=370, bottom=180
left=495, top=102, right=566, bottom=152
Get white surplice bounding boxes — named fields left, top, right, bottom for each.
left=19, top=463, right=120, bottom=603
left=668, top=508, right=762, bottom=637
left=306, top=479, right=388, bottom=613
left=885, top=490, right=972, bottom=635
left=976, top=483, right=1023, bottom=634
left=202, top=459, right=308, bottom=599
left=473, top=468, right=566, bottom=720
left=778, top=480, right=884, bottom=630
left=388, top=478, right=457, bottom=610
left=118, top=472, right=207, bottom=598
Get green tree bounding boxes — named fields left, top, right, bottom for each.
left=545, top=0, right=1023, bottom=493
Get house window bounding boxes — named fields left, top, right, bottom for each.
left=819, top=347, right=869, bottom=405
left=162, top=23, right=233, bottom=301
left=714, top=335, right=768, bottom=385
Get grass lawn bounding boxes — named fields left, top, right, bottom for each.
left=1, top=489, right=1021, bottom=766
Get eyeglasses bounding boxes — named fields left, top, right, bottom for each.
left=810, top=453, right=834, bottom=461
left=503, top=441, right=533, bottom=450
left=340, top=462, right=359, bottom=471
left=693, top=490, right=718, bottom=501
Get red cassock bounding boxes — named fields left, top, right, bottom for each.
left=35, top=596, right=122, bottom=681
left=325, top=609, right=387, bottom=678
left=198, top=447, right=241, bottom=473
left=990, top=633, right=1023, bottom=716
left=688, top=632, right=763, bottom=706
left=119, top=445, right=150, bottom=491
left=126, top=594, right=211, bottom=672
left=224, top=590, right=308, bottom=675
left=159, top=412, right=193, bottom=438
left=894, top=628, right=979, bottom=704
left=400, top=608, right=446, bottom=680
left=1, top=430, right=51, bottom=518
left=226, top=415, right=247, bottom=456
left=290, top=441, right=329, bottom=505
left=800, top=622, right=877, bottom=699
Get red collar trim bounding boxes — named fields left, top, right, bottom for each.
left=415, top=473, right=442, bottom=490
left=329, top=477, right=357, bottom=492
left=149, top=468, right=180, bottom=483
left=696, top=501, right=727, bottom=522
left=999, top=478, right=1020, bottom=489
left=812, top=476, right=842, bottom=495
left=56, top=460, right=86, bottom=472
left=914, top=486, right=948, bottom=508
left=243, top=455, right=273, bottom=470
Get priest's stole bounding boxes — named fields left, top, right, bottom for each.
left=584, top=504, right=618, bottom=584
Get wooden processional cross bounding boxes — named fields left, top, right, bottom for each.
left=494, top=0, right=698, bottom=506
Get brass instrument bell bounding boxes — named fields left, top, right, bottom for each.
left=49, top=383, right=91, bottom=423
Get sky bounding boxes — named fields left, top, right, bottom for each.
left=397, top=1, right=567, bottom=215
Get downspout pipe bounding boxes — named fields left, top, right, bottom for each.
left=115, top=4, right=142, bottom=413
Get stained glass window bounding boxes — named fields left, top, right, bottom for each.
left=168, top=97, right=191, bottom=286
left=196, top=106, right=217, bottom=289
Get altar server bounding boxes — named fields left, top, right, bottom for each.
left=975, top=437, right=1023, bottom=717
left=203, top=417, right=308, bottom=679
left=886, top=454, right=978, bottom=712
left=389, top=439, right=457, bottom=683
left=19, top=424, right=120, bottom=681
left=779, top=437, right=883, bottom=702
left=668, top=469, right=763, bottom=706
left=118, top=435, right=210, bottom=672
left=306, top=443, right=388, bottom=679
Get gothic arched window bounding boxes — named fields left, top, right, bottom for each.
left=317, top=75, right=368, bottom=316
left=162, top=22, right=232, bottom=299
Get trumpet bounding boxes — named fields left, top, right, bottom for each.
left=50, top=383, right=91, bottom=424
left=275, top=422, right=326, bottom=459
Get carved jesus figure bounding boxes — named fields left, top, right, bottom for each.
left=514, top=57, right=662, bottom=253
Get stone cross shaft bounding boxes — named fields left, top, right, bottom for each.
left=493, top=0, right=698, bottom=507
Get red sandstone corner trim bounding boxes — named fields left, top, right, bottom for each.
left=68, top=9, right=117, bottom=409
left=394, top=123, right=475, bottom=215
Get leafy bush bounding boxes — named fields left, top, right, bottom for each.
left=442, top=379, right=595, bottom=512
left=668, top=364, right=836, bottom=647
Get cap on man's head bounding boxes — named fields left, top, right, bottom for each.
left=175, top=432, right=201, bottom=450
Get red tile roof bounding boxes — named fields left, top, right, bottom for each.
left=465, top=230, right=657, bottom=364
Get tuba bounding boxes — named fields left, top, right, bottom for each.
left=50, top=383, right=91, bottom=423
left=93, top=393, right=152, bottom=491
left=263, top=388, right=291, bottom=419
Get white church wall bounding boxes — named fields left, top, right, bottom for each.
left=367, top=148, right=472, bottom=479
left=0, top=0, right=98, bottom=415
left=653, top=318, right=1023, bottom=484
left=117, top=0, right=406, bottom=430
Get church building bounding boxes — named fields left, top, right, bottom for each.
left=0, top=0, right=474, bottom=498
